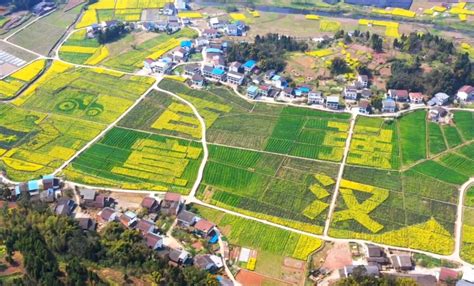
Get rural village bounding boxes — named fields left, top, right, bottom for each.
left=0, top=0, right=473, bottom=285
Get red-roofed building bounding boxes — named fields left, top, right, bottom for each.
left=409, top=92, right=424, bottom=104
left=99, top=207, right=117, bottom=223
left=194, top=219, right=215, bottom=237
left=136, top=219, right=156, bottom=235
left=161, top=193, right=184, bottom=216
left=388, top=89, right=409, bottom=102
left=145, top=232, right=163, bottom=250
left=457, top=85, right=474, bottom=101
left=141, top=197, right=159, bottom=212
left=437, top=267, right=459, bottom=282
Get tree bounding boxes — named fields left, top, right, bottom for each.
left=330, top=57, right=351, bottom=75
left=371, top=33, right=383, bottom=52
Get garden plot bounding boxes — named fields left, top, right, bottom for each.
left=64, top=128, right=202, bottom=193
left=330, top=162, right=461, bottom=255
left=9, top=5, right=84, bottom=55
left=59, top=30, right=108, bottom=65
left=197, top=144, right=340, bottom=235
left=196, top=205, right=323, bottom=261
left=0, top=59, right=47, bottom=100
left=0, top=60, right=154, bottom=181
left=347, top=116, right=400, bottom=169
left=399, top=110, right=427, bottom=166
left=102, top=28, right=197, bottom=72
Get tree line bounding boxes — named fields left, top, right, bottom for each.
left=227, top=33, right=309, bottom=72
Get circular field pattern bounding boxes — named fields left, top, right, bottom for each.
left=57, top=100, right=78, bottom=112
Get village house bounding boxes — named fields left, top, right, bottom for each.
left=308, top=91, right=324, bottom=105
left=184, top=64, right=200, bottom=77
left=194, top=219, right=215, bottom=237
left=247, top=85, right=259, bottom=99
left=358, top=99, right=371, bottom=114
left=175, top=0, right=186, bottom=10
left=387, top=89, right=409, bottom=102
left=172, top=48, right=189, bottom=62
left=203, top=28, right=220, bottom=39
left=136, top=219, right=156, bottom=235
left=242, top=60, right=257, bottom=74
left=224, top=23, right=242, bottom=36
left=32, top=1, right=56, bottom=15
left=167, top=21, right=181, bottom=34
left=283, top=87, right=294, bottom=98
left=457, top=85, right=474, bottom=102
left=145, top=232, right=164, bottom=250
left=141, top=196, right=160, bottom=213
left=226, top=71, right=245, bottom=86
left=202, top=66, right=226, bottom=81
left=295, top=86, right=311, bottom=97
left=120, top=211, right=138, bottom=228
left=177, top=210, right=198, bottom=227
left=55, top=197, right=75, bottom=216
left=436, top=268, right=459, bottom=284
left=79, top=189, right=108, bottom=209
left=144, top=57, right=173, bottom=74
left=191, top=73, right=205, bottom=87
left=228, top=61, right=242, bottom=73
left=194, top=254, right=224, bottom=272
left=271, top=75, right=287, bottom=89
left=357, top=74, right=369, bottom=88
left=169, top=249, right=191, bottom=266
left=382, top=98, right=396, bottom=113
left=194, top=37, right=210, bottom=49
left=428, top=92, right=450, bottom=106
left=365, top=244, right=389, bottom=265
left=360, top=88, right=372, bottom=99
left=204, top=48, right=225, bottom=68
left=429, top=107, right=449, bottom=123
left=339, top=265, right=380, bottom=279
left=391, top=255, right=414, bottom=271
left=209, top=17, right=225, bottom=29
left=99, top=207, right=118, bottom=223
left=257, top=84, right=273, bottom=97
left=343, top=86, right=358, bottom=100
left=264, top=70, right=276, bottom=81
left=39, top=189, right=55, bottom=203
left=409, top=92, right=424, bottom=104
left=161, top=192, right=184, bottom=216
left=77, top=218, right=97, bottom=232
left=163, top=3, right=176, bottom=15
left=326, top=95, right=340, bottom=110
left=155, top=21, right=168, bottom=32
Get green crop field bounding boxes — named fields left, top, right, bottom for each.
left=428, top=122, right=447, bottom=155
left=437, top=153, right=474, bottom=177
left=453, top=111, right=474, bottom=140
left=411, top=160, right=469, bottom=185
left=198, top=144, right=339, bottom=234
left=465, top=187, right=474, bottom=208
left=64, top=128, right=202, bottom=193
left=399, top=110, right=427, bottom=166
left=443, top=125, right=464, bottom=148
left=9, top=5, right=84, bottom=55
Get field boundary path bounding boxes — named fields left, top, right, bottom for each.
left=323, top=112, right=357, bottom=236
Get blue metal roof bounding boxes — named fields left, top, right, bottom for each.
left=297, top=86, right=311, bottom=93
left=247, top=85, right=258, bottom=93
left=15, top=186, right=20, bottom=196
left=243, top=60, right=256, bottom=69
left=27, top=180, right=39, bottom=191
left=344, top=0, right=412, bottom=9
left=181, top=40, right=192, bottom=48
left=43, top=174, right=54, bottom=180
left=212, top=68, right=225, bottom=75
left=206, top=48, right=222, bottom=54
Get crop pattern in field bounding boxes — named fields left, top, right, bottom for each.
left=0, top=60, right=154, bottom=181
left=64, top=128, right=202, bottom=193
left=198, top=144, right=340, bottom=235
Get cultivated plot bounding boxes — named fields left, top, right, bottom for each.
left=0, top=60, right=155, bottom=181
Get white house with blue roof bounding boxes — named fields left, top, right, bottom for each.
left=243, top=60, right=257, bottom=74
